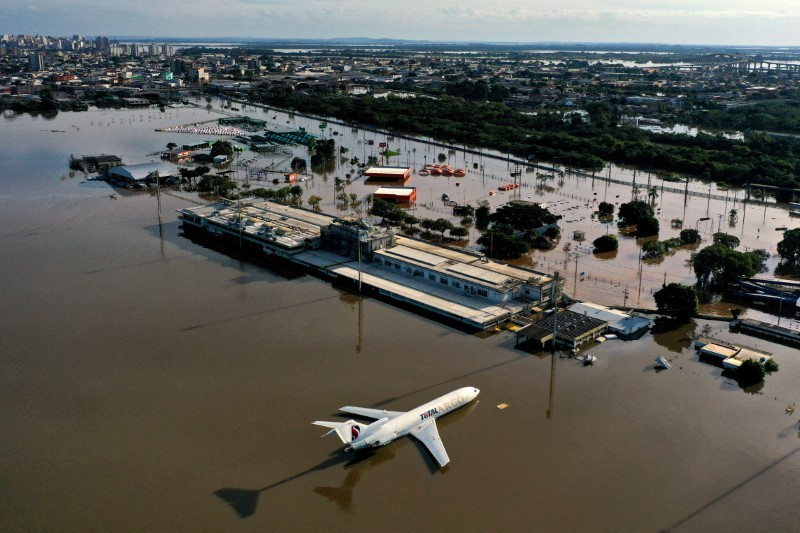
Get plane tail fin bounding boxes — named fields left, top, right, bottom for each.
left=312, top=419, right=363, bottom=444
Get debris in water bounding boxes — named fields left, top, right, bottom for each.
left=497, top=403, right=509, bottom=410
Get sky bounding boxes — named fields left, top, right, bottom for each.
left=3, top=0, right=800, bottom=46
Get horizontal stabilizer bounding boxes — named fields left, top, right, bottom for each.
left=340, top=406, right=405, bottom=420
left=312, top=419, right=362, bottom=444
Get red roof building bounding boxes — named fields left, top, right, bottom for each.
left=373, top=186, right=417, bottom=206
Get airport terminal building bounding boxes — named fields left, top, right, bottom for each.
left=178, top=199, right=562, bottom=329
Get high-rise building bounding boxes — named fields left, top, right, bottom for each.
left=94, top=36, right=110, bottom=52
left=172, top=58, right=186, bottom=75
left=28, top=53, right=45, bottom=71
left=163, top=44, right=174, bottom=57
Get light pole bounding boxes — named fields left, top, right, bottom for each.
left=695, top=216, right=710, bottom=231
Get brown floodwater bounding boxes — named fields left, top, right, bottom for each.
left=1, top=107, right=798, bottom=531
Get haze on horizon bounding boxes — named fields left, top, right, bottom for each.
left=3, top=0, right=800, bottom=47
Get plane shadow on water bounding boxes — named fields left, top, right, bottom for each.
left=214, top=400, right=479, bottom=519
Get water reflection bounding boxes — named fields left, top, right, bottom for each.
left=652, top=320, right=697, bottom=354
left=314, top=470, right=362, bottom=510
left=593, top=249, right=618, bottom=261
left=215, top=451, right=374, bottom=519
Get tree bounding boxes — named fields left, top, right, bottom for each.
left=636, top=215, right=659, bottom=237
left=489, top=203, right=561, bottom=232
left=475, top=204, right=491, bottom=230
left=735, top=359, right=766, bottom=387
left=691, top=244, right=760, bottom=289
left=597, top=201, right=614, bottom=217
left=777, top=228, right=800, bottom=269
left=431, top=218, right=455, bottom=240
left=450, top=226, right=469, bottom=239
left=420, top=218, right=435, bottom=234
left=654, top=283, right=698, bottom=322
left=585, top=101, right=612, bottom=127
left=593, top=234, right=618, bottom=253
left=437, top=153, right=447, bottom=163
left=290, top=185, right=303, bottom=205
left=210, top=140, right=234, bottom=158
left=642, top=240, right=665, bottom=259
left=712, top=232, right=740, bottom=249
left=307, top=194, right=322, bottom=212
left=197, top=174, right=236, bottom=197
left=290, top=157, right=307, bottom=173
left=371, top=197, right=392, bottom=222
left=477, top=227, right=528, bottom=259
left=618, top=200, right=654, bottom=227
left=648, top=186, right=659, bottom=204
left=679, top=228, right=701, bottom=244
left=166, top=142, right=177, bottom=151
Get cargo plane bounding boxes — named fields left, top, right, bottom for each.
left=313, top=387, right=480, bottom=468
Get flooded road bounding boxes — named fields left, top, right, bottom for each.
left=220, top=99, right=800, bottom=322
left=1, top=108, right=798, bottom=531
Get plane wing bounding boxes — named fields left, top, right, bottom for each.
left=339, top=406, right=405, bottom=420
left=410, top=419, right=450, bottom=467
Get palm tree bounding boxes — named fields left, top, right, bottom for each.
left=648, top=186, right=659, bottom=204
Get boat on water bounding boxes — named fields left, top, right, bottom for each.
left=580, top=353, right=597, bottom=366
left=655, top=356, right=671, bottom=369
left=453, top=169, right=466, bottom=177
left=430, top=169, right=442, bottom=176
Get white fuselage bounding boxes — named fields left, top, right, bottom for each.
left=347, top=387, right=479, bottom=451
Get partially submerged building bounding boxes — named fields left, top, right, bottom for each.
left=363, top=166, right=411, bottom=183
left=177, top=199, right=562, bottom=330
left=694, top=337, right=774, bottom=370
left=107, top=162, right=175, bottom=187
left=568, top=302, right=651, bottom=339
left=373, top=186, right=417, bottom=206
left=515, top=310, right=608, bottom=349
left=69, top=154, right=123, bottom=173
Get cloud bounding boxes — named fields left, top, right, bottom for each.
left=3, top=0, right=800, bottom=44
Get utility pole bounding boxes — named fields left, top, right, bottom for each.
left=573, top=252, right=579, bottom=297
left=153, top=170, right=162, bottom=223
left=357, top=228, right=363, bottom=293
left=550, top=272, right=561, bottom=353
left=623, top=286, right=630, bottom=308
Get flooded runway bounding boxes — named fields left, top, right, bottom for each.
left=1, top=108, right=798, bottom=531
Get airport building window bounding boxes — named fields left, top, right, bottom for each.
left=477, top=289, right=488, bottom=297
left=440, top=277, right=448, bottom=284
left=428, top=273, right=436, bottom=281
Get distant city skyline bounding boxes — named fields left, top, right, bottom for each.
left=2, top=0, right=800, bottom=47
